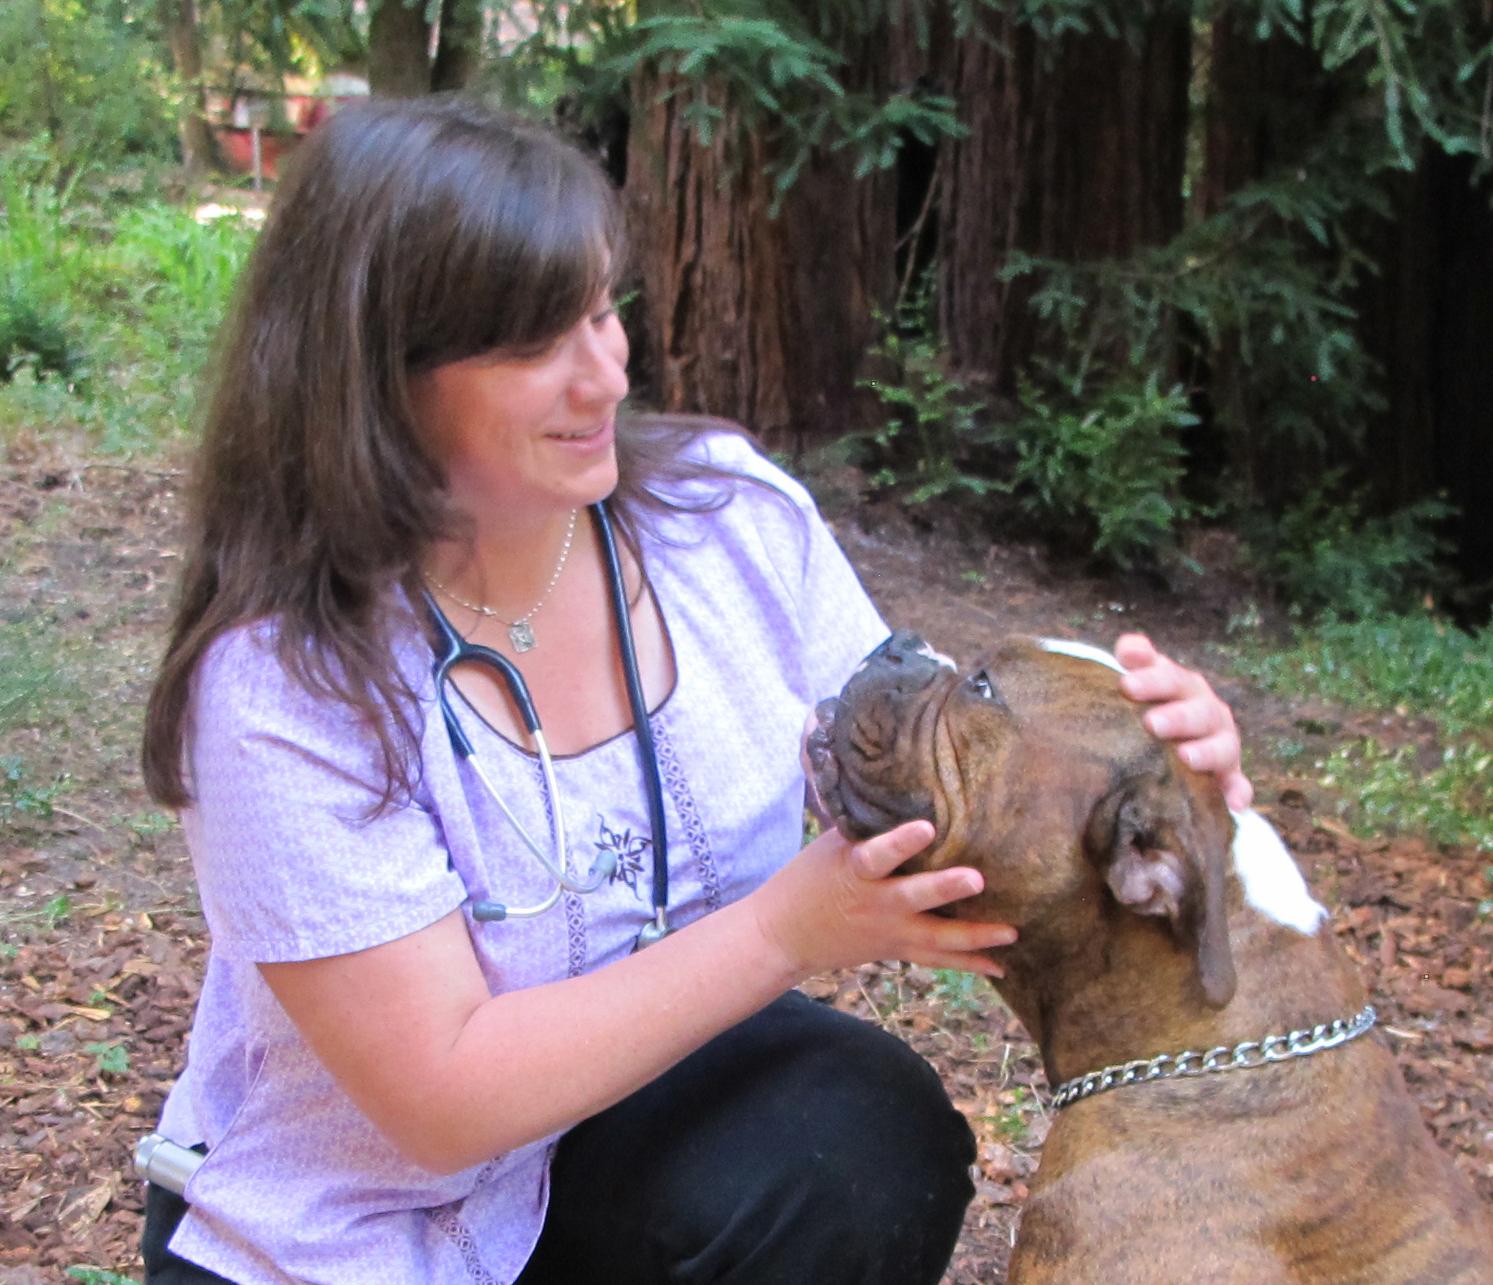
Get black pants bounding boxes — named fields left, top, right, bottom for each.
left=144, top=992, right=974, bottom=1284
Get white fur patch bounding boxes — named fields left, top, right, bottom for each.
left=1036, top=637, right=1126, bottom=674
left=916, top=641, right=958, bottom=671
left=1229, top=809, right=1326, bottom=934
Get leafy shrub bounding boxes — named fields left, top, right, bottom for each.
left=854, top=291, right=997, bottom=506
left=0, top=282, right=79, bottom=381
left=997, top=374, right=1198, bottom=569
left=0, top=167, right=256, bottom=451
left=0, top=0, right=176, bottom=174
left=1243, top=487, right=1451, bottom=619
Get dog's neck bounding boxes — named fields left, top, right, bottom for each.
left=998, top=829, right=1361, bottom=1089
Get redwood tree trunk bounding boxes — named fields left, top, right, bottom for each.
left=623, top=37, right=900, bottom=454
left=369, top=0, right=432, bottom=97
left=1353, top=153, right=1493, bottom=610
left=159, top=0, right=217, bottom=175
left=432, top=0, right=481, bottom=93
left=935, top=13, right=1192, bottom=392
left=1198, top=11, right=1335, bottom=505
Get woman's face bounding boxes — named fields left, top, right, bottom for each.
left=411, top=297, right=630, bottom=528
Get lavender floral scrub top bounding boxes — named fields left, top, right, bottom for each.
left=155, top=433, right=890, bottom=1284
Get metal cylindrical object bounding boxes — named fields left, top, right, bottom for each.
left=134, top=1132, right=205, bottom=1196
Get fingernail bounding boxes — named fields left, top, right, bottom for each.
left=1179, top=746, right=1199, bottom=768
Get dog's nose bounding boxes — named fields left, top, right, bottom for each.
left=873, top=631, right=930, bottom=665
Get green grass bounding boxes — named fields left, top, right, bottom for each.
left=0, top=163, right=256, bottom=453
left=1317, top=738, right=1492, bottom=850
left=1231, top=611, right=1493, bottom=849
left=0, top=615, right=75, bottom=733
left=1233, top=612, right=1493, bottom=737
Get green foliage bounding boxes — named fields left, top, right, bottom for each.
left=1002, top=132, right=1388, bottom=469
left=854, top=288, right=996, bottom=505
left=998, top=374, right=1198, bottom=568
left=593, top=3, right=963, bottom=206
left=84, top=1039, right=131, bottom=1077
left=1318, top=737, right=1492, bottom=850
left=930, top=968, right=989, bottom=1012
left=1232, top=610, right=1493, bottom=849
left=1252, top=0, right=1493, bottom=173
left=1233, top=611, right=1493, bottom=738
left=0, top=165, right=255, bottom=451
left=1242, top=488, right=1452, bottom=620
left=65, top=1268, right=140, bottom=1285
left=1, top=757, right=70, bottom=825
left=0, top=0, right=176, bottom=174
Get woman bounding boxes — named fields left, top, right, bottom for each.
left=139, top=97, right=1249, bottom=1284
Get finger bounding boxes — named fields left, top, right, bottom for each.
left=1119, top=655, right=1202, bottom=705
left=1142, top=697, right=1229, bottom=742
left=1112, top=633, right=1157, bottom=669
left=848, top=818, right=936, bottom=881
left=895, top=865, right=985, bottom=913
left=1170, top=728, right=1241, bottom=775
left=922, top=917, right=1019, bottom=951
left=911, top=951, right=1007, bottom=979
left=1222, top=770, right=1255, bottom=812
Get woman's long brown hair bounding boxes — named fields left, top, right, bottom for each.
left=143, top=97, right=757, bottom=813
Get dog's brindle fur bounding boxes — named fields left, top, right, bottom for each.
left=809, top=632, right=1493, bottom=1283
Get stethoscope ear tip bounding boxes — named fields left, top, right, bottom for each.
left=471, top=900, right=509, bottom=923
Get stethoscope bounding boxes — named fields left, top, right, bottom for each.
left=421, top=501, right=672, bottom=949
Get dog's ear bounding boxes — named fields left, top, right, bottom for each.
left=1086, top=775, right=1237, bottom=1008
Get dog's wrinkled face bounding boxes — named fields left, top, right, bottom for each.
left=808, top=630, right=1237, bottom=1005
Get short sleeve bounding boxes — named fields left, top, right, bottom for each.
left=699, top=432, right=889, bottom=700
left=182, top=627, right=468, bottom=963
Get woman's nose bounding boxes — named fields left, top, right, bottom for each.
left=572, top=320, right=629, bottom=407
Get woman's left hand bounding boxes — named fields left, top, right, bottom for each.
left=1114, top=633, right=1253, bottom=812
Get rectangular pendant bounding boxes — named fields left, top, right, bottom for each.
left=508, top=621, right=536, bottom=652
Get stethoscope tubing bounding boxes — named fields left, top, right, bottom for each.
left=422, top=501, right=670, bottom=938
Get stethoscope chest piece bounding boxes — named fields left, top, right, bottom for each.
left=633, top=910, right=672, bottom=951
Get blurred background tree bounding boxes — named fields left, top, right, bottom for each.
left=1, top=0, right=1490, bottom=619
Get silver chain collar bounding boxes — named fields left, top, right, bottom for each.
left=1050, top=1004, right=1377, bottom=1110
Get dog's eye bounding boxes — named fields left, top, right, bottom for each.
left=969, top=671, right=995, bottom=700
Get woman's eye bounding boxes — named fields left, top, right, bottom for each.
left=969, top=672, right=995, bottom=699
left=591, top=304, right=616, bottom=326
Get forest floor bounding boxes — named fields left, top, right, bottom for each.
left=0, top=440, right=1489, bottom=1283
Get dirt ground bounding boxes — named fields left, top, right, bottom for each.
left=1, top=444, right=1489, bottom=1283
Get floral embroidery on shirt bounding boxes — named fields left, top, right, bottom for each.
left=595, top=819, right=651, bottom=899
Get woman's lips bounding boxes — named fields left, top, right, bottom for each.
left=545, top=417, right=615, bottom=451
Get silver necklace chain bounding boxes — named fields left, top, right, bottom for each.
left=1050, top=1003, right=1377, bottom=1110
left=428, top=509, right=578, bottom=653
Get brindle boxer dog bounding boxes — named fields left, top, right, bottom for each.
left=807, top=631, right=1493, bottom=1284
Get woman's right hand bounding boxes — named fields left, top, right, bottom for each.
left=747, top=819, right=1017, bottom=983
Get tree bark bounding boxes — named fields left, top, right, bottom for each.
left=1197, top=11, right=1335, bottom=504
left=935, top=12, right=1192, bottom=392
left=1353, top=152, right=1493, bottom=611
left=624, top=36, right=901, bottom=455
left=369, top=0, right=432, bottom=98
left=432, top=0, right=481, bottom=93
left=159, top=0, right=218, bottom=175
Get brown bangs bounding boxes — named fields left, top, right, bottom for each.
left=396, top=110, right=625, bottom=372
